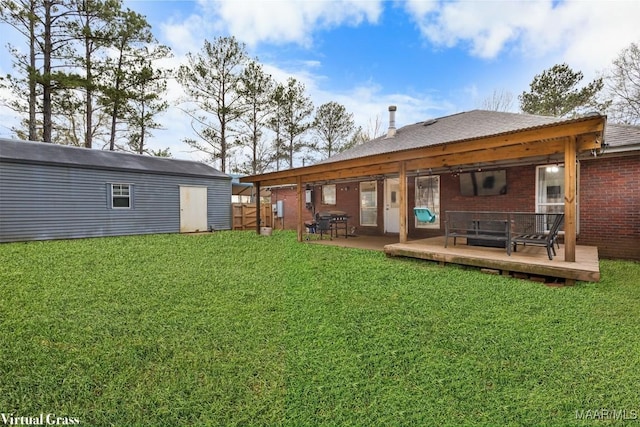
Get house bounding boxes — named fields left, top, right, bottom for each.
left=242, top=109, right=639, bottom=261
left=0, top=138, right=232, bottom=242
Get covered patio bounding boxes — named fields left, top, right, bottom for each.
left=241, top=111, right=607, bottom=284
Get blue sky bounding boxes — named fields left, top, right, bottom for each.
left=2, top=0, right=640, bottom=164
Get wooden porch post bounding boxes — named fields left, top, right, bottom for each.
left=255, top=182, right=261, bottom=235
left=399, top=161, right=408, bottom=243
left=564, top=136, right=577, bottom=262
left=297, top=176, right=304, bottom=242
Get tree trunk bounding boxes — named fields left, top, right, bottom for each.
left=28, top=0, right=37, bottom=141
left=85, top=34, right=93, bottom=148
left=138, top=99, right=146, bottom=154
left=220, top=121, right=226, bottom=173
left=42, top=0, right=53, bottom=142
left=108, top=46, right=124, bottom=151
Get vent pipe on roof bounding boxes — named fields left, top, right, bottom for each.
left=386, top=105, right=397, bottom=138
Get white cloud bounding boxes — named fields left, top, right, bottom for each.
left=200, top=0, right=383, bottom=47
left=550, top=2, right=640, bottom=77
left=291, top=72, right=453, bottom=133
left=159, top=17, right=205, bottom=57
left=404, top=0, right=640, bottom=78
left=403, top=0, right=439, bottom=17
left=405, top=0, right=555, bottom=58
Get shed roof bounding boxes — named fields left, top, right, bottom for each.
left=0, top=138, right=229, bottom=179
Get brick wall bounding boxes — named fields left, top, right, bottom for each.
left=269, top=186, right=314, bottom=230
left=579, top=154, right=640, bottom=260
left=443, top=168, right=536, bottom=212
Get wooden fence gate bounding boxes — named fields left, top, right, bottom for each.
left=232, top=203, right=273, bottom=230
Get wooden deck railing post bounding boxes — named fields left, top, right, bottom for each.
left=296, top=176, right=303, bottom=242
left=255, top=182, right=261, bottom=235
left=399, top=161, right=407, bottom=243
left=564, top=136, right=577, bottom=262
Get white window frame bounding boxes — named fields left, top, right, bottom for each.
left=359, top=181, right=377, bottom=226
left=415, top=175, right=440, bottom=229
left=322, top=184, right=336, bottom=205
left=111, top=183, right=132, bottom=209
left=535, top=164, right=579, bottom=232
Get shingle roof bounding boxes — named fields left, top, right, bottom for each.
left=0, top=138, right=230, bottom=179
left=604, top=122, right=640, bottom=149
left=323, top=110, right=637, bottom=164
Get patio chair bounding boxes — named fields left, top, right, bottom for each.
left=511, top=214, right=564, bottom=260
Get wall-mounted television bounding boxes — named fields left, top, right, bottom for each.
left=459, top=170, right=507, bottom=196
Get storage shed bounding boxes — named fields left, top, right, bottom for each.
left=0, top=138, right=232, bottom=242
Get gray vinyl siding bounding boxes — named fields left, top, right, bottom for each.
left=0, top=162, right=231, bottom=242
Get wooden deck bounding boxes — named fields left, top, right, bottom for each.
left=307, top=235, right=600, bottom=283
left=385, top=236, right=600, bottom=283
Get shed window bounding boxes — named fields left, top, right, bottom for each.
left=112, top=184, right=131, bottom=209
left=322, top=184, right=336, bottom=205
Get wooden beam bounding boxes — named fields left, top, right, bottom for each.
left=577, top=132, right=602, bottom=150
left=564, top=136, right=577, bottom=262
left=255, top=182, right=261, bottom=235
left=296, top=176, right=304, bottom=242
left=301, top=162, right=400, bottom=184
left=253, top=162, right=400, bottom=187
left=406, top=137, right=568, bottom=171
left=399, top=161, right=407, bottom=243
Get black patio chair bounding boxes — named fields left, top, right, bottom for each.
left=511, top=214, right=564, bottom=260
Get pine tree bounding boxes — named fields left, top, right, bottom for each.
left=519, top=63, right=610, bottom=117
left=177, top=36, right=248, bottom=172
left=125, top=45, right=171, bottom=155
left=312, top=101, right=355, bottom=159
left=235, top=60, right=275, bottom=174
left=279, top=77, right=313, bottom=168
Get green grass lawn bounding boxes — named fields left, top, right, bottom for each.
left=1, top=231, right=639, bottom=426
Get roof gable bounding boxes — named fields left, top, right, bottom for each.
left=0, top=138, right=229, bottom=179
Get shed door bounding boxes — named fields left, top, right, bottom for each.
left=180, top=186, right=208, bottom=233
